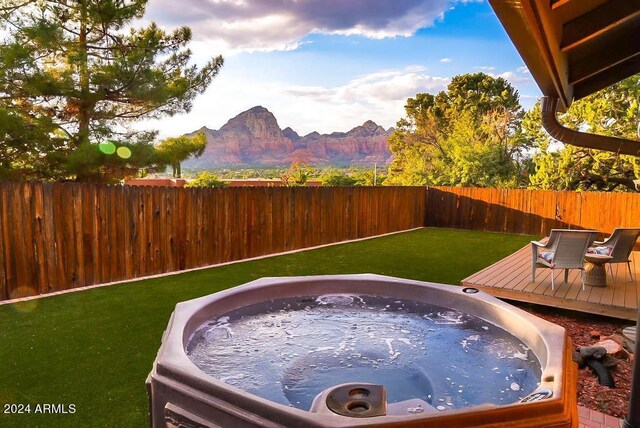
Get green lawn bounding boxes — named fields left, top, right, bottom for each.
left=0, top=228, right=534, bottom=428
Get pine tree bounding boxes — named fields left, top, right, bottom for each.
left=0, top=0, right=223, bottom=181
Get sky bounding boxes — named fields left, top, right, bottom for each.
left=140, top=0, right=542, bottom=138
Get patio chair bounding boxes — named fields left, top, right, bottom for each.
left=587, top=227, right=640, bottom=282
left=531, top=229, right=598, bottom=291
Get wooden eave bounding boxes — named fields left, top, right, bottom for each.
left=489, top=0, right=640, bottom=108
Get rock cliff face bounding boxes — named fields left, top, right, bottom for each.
left=183, top=106, right=393, bottom=169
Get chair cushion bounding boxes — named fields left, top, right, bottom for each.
left=587, top=246, right=613, bottom=256
left=538, top=251, right=554, bottom=263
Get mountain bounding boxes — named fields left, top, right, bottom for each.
left=183, top=106, right=393, bottom=169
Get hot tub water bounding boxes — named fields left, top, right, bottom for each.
left=186, top=294, right=542, bottom=411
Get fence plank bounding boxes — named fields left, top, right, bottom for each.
left=12, top=183, right=31, bottom=295
left=0, top=183, right=12, bottom=299
left=99, top=185, right=110, bottom=282
left=32, top=182, right=48, bottom=295
left=72, top=184, right=86, bottom=287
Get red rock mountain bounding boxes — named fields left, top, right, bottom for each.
left=183, top=106, right=393, bottom=169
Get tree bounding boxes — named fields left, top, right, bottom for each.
left=0, top=0, right=223, bottom=181
left=156, top=133, right=206, bottom=178
left=66, top=139, right=167, bottom=182
left=350, top=168, right=385, bottom=186
left=527, top=75, right=640, bottom=192
left=320, top=169, right=357, bottom=186
left=0, top=107, right=60, bottom=180
left=385, top=73, right=530, bottom=187
left=186, top=171, right=228, bottom=188
left=281, top=159, right=312, bottom=186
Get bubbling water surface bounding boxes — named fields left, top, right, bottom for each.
left=186, top=294, right=541, bottom=411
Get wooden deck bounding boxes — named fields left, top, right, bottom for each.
left=462, top=245, right=639, bottom=321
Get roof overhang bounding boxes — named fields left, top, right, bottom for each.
left=489, top=0, right=640, bottom=110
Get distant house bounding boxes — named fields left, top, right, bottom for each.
left=124, top=178, right=188, bottom=187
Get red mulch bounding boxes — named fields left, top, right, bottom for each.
left=514, top=303, right=634, bottom=419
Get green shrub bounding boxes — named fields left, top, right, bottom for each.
left=186, top=172, right=228, bottom=187
left=321, top=172, right=358, bottom=186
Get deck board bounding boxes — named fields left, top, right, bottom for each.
left=461, top=245, right=639, bottom=320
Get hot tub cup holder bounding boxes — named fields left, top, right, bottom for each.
left=518, top=388, right=553, bottom=403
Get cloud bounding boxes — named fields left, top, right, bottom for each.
left=440, top=57, right=453, bottom=63
left=517, top=66, right=530, bottom=74
left=469, top=68, right=530, bottom=84
left=406, top=65, right=428, bottom=72
left=484, top=67, right=531, bottom=84
left=494, top=71, right=531, bottom=84
left=139, top=66, right=450, bottom=137
left=144, top=0, right=469, bottom=52
left=285, top=67, right=450, bottom=106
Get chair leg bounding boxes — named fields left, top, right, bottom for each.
left=531, top=266, right=536, bottom=282
left=564, top=269, right=569, bottom=283
left=551, top=269, right=555, bottom=290
left=628, top=261, right=634, bottom=282
left=608, top=264, right=614, bottom=282
left=580, top=270, right=586, bottom=291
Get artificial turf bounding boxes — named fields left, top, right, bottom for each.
left=0, top=227, right=534, bottom=427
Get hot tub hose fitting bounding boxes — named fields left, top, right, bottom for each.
left=585, top=358, right=616, bottom=388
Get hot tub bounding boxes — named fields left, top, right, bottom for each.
left=147, top=274, right=578, bottom=427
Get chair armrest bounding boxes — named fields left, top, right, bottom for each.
left=531, top=240, right=546, bottom=248
left=592, top=240, right=605, bottom=246
left=594, top=234, right=614, bottom=246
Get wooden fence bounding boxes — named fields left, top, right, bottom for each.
left=427, top=186, right=640, bottom=238
left=0, top=182, right=426, bottom=301
left=3, top=183, right=640, bottom=301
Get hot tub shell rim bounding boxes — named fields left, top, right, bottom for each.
left=148, top=273, right=575, bottom=427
